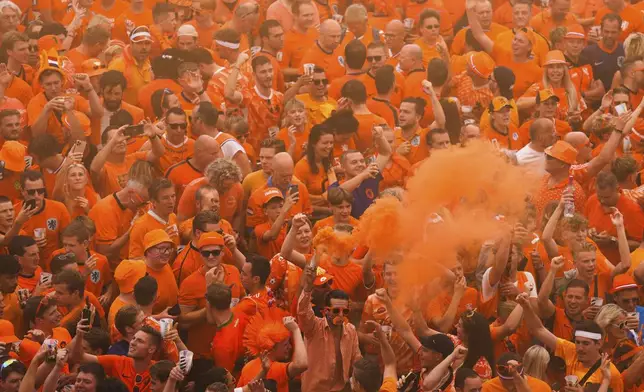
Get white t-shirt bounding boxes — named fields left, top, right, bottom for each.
left=516, top=143, right=545, bottom=174
left=481, top=267, right=538, bottom=302
left=214, top=131, right=245, bottom=159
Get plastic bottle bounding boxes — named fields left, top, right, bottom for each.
left=563, top=175, right=575, bottom=218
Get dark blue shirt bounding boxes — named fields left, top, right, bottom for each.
left=330, top=173, right=382, bottom=219
left=581, top=42, right=625, bottom=91
left=107, top=340, right=129, bottom=356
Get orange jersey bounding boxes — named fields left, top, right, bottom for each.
left=129, top=212, right=180, bottom=258
left=137, top=79, right=182, bottom=120
left=36, top=0, right=68, bottom=23
left=15, top=200, right=71, bottom=271
left=414, top=39, right=442, bottom=68
left=495, top=28, right=550, bottom=66
left=27, top=93, right=90, bottom=146
left=451, top=72, right=494, bottom=111
left=493, top=3, right=542, bottom=28
left=177, top=177, right=244, bottom=223
left=402, top=1, right=453, bottom=39
left=17, top=267, right=43, bottom=293
left=328, top=72, right=368, bottom=101
left=97, top=355, right=155, bottom=392
left=276, top=125, right=310, bottom=162
left=363, top=70, right=405, bottom=108
left=154, top=137, right=195, bottom=174
left=354, top=112, right=387, bottom=152
left=66, top=48, right=92, bottom=73
left=281, top=28, right=318, bottom=70
left=451, top=24, right=509, bottom=55
left=319, top=258, right=366, bottom=300
left=380, top=153, right=411, bottom=191
left=91, top=0, right=128, bottom=19
left=530, top=11, right=580, bottom=40
left=533, top=174, right=587, bottom=224
left=366, top=98, right=399, bottom=128
left=401, top=69, right=426, bottom=100
left=481, top=122, right=529, bottom=150
left=50, top=248, right=112, bottom=297
left=294, top=157, right=329, bottom=196
left=246, top=180, right=313, bottom=228
left=300, top=42, right=346, bottom=81
left=595, top=5, right=643, bottom=42
left=210, top=309, right=248, bottom=370
left=164, top=159, right=203, bottom=203
left=238, top=359, right=290, bottom=392
left=242, top=87, right=284, bottom=149
left=0, top=171, right=24, bottom=204
left=393, top=127, right=429, bottom=165
left=95, top=151, right=149, bottom=198
left=88, top=193, right=136, bottom=263
left=5, top=76, right=34, bottom=108
left=254, top=223, right=287, bottom=259
left=146, top=263, right=179, bottom=314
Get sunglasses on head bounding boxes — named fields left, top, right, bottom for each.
left=167, top=123, right=188, bottom=130
left=326, top=307, right=350, bottom=315
left=367, top=55, right=382, bottom=62
left=201, top=249, right=222, bottom=258
left=26, top=188, right=46, bottom=196
left=313, top=79, right=328, bottom=86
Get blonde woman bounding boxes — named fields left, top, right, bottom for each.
left=53, top=161, right=99, bottom=218
left=522, top=345, right=549, bottom=381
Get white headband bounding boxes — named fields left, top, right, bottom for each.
left=215, top=40, right=240, bottom=49
left=130, top=31, right=152, bottom=41
left=575, top=331, right=602, bottom=340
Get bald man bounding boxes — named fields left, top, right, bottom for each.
left=230, top=1, right=260, bottom=35
left=399, top=44, right=426, bottom=99
left=166, top=135, right=223, bottom=200
left=515, top=117, right=557, bottom=173
left=246, top=152, right=313, bottom=229
left=460, top=123, right=482, bottom=145
left=384, top=20, right=406, bottom=62
left=563, top=126, right=625, bottom=184
left=301, top=19, right=345, bottom=79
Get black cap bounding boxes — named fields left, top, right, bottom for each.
left=419, top=334, right=454, bottom=359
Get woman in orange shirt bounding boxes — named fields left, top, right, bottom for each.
left=312, top=187, right=359, bottom=237
left=151, top=88, right=181, bottom=121
left=294, top=124, right=335, bottom=214
left=53, top=162, right=99, bottom=219
left=277, top=98, right=311, bottom=162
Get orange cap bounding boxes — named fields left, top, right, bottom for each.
left=565, top=25, right=585, bottom=40
left=610, top=274, right=639, bottom=294
left=261, top=187, right=284, bottom=205
left=0, top=320, right=19, bottom=343
left=544, top=50, right=567, bottom=66
left=143, top=229, right=174, bottom=253
left=197, top=231, right=224, bottom=248
left=62, top=111, right=91, bottom=136
left=114, top=259, right=147, bottom=293
left=468, top=52, right=495, bottom=79
left=491, top=96, right=512, bottom=112
left=313, top=266, right=334, bottom=286
left=81, top=58, right=107, bottom=77
left=544, top=140, right=578, bottom=165
left=38, top=35, right=60, bottom=52
left=537, top=88, right=559, bottom=103
left=0, top=141, right=26, bottom=172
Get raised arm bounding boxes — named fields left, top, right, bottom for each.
left=586, top=110, right=640, bottom=178
left=516, top=293, right=557, bottom=351
left=488, top=234, right=511, bottom=288
left=536, top=256, right=564, bottom=318
left=465, top=0, right=494, bottom=53
left=224, top=53, right=248, bottom=104
left=431, top=276, right=466, bottom=332
left=611, top=208, right=632, bottom=277
left=261, top=194, right=295, bottom=241
left=422, top=346, right=468, bottom=391
left=541, top=191, right=571, bottom=259
left=142, top=122, right=166, bottom=162
left=279, top=213, right=310, bottom=269
left=90, top=126, right=125, bottom=183
left=283, top=316, right=308, bottom=378
left=375, top=288, right=422, bottom=353
left=372, top=126, right=392, bottom=172
left=18, top=346, right=48, bottom=392
left=364, top=321, right=397, bottom=380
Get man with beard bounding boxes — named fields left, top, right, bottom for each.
left=529, top=0, right=579, bottom=39
left=65, top=26, right=110, bottom=71
left=96, top=71, right=144, bottom=144
left=582, top=14, right=624, bottom=91
left=108, top=26, right=153, bottom=106
left=258, top=19, right=285, bottom=92
left=0, top=109, right=21, bottom=148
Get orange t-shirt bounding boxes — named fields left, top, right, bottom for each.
left=0, top=171, right=23, bottom=204
left=293, top=157, right=329, bottom=196
left=415, top=39, right=441, bottom=68
left=88, top=193, right=136, bottom=264
left=367, top=98, right=399, bottom=129
left=281, top=28, right=318, bottom=70
left=128, top=212, right=180, bottom=258
left=137, top=79, right=182, bottom=120
left=319, top=258, right=366, bottom=300
left=15, top=199, right=71, bottom=271
left=146, top=263, right=179, bottom=314
left=530, top=10, right=579, bottom=40
left=164, top=159, right=203, bottom=203
left=65, top=49, right=91, bottom=74
left=112, top=9, right=155, bottom=43
left=254, top=223, right=287, bottom=260
left=96, top=151, right=149, bottom=198
left=494, top=28, right=550, bottom=66
left=5, top=76, right=34, bottom=108
left=177, top=177, right=244, bottom=223
left=18, top=267, right=43, bottom=293
left=363, top=70, right=405, bottom=108
left=328, top=73, right=368, bottom=101
left=59, top=292, right=106, bottom=328
left=353, top=112, right=387, bottom=152
left=300, top=42, right=346, bottom=81
left=276, top=125, right=310, bottom=162
left=37, top=0, right=68, bottom=23
left=91, top=0, right=128, bottom=19
left=393, top=127, right=429, bottom=165
left=451, top=23, right=509, bottom=55
left=108, top=296, right=130, bottom=343
left=482, top=376, right=551, bottom=391
left=210, top=309, right=248, bottom=371
left=312, top=215, right=359, bottom=237
left=154, top=137, right=195, bottom=175
left=493, top=3, right=542, bottom=28
left=594, top=4, right=643, bottom=42
left=238, top=359, right=290, bottom=392
left=27, top=93, right=91, bottom=146
left=401, top=69, right=426, bottom=100
left=380, top=153, right=411, bottom=191
left=98, top=355, right=154, bottom=392
left=186, top=20, right=219, bottom=49
left=481, top=121, right=528, bottom=150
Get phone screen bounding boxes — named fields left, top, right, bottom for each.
left=25, top=199, right=36, bottom=210
left=123, top=124, right=144, bottom=138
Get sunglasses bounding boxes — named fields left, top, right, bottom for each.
left=313, top=79, right=328, bottom=86
left=26, top=188, right=46, bottom=196
left=201, top=249, right=222, bottom=258
left=367, top=55, right=383, bottom=62
left=326, top=307, right=350, bottom=315
left=612, top=321, right=627, bottom=330
left=423, top=24, right=440, bottom=29
left=497, top=364, right=523, bottom=378
left=167, top=123, right=188, bottom=130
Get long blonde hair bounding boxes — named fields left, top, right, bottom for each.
left=523, top=345, right=550, bottom=380
left=595, top=304, right=626, bottom=332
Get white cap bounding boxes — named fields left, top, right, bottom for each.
left=177, top=24, right=198, bottom=38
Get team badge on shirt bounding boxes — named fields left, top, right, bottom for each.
left=46, top=218, right=58, bottom=231
left=338, top=56, right=345, bottom=67
left=90, top=270, right=101, bottom=284
left=276, top=52, right=283, bottom=62
left=411, top=135, right=420, bottom=146
left=512, top=133, right=519, bottom=141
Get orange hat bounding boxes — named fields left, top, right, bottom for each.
left=565, top=25, right=585, bottom=40
left=514, top=28, right=535, bottom=46
left=545, top=140, right=578, bottom=165
left=537, top=88, right=560, bottom=103
left=114, top=259, right=147, bottom=293
left=38, top=35, right=60, bottom=52
left=0, top=320, right=19, bottom=343
left=81, top=58, right=107, bottom=77
left=62, top=111, right=91, bottom=136
left=0, top=141, right=26, bottom=172
left=130, top=26, right=153, bottom=43
left=544, top=50, right=567, bottom=66
left=243, top=308, right=291, bottom=356
left=610, top=274, right=639, bottom=294
left=491, top=96, right=512, bottom=112
left=197, top=231, right=224, bottom=248
left=261, top=187, right=284, bottom=205
left=143, top=229, right=174, bottom=253
left=313, top=266, right=334, bottom=286
left=468, top=52, right=495, bottom=79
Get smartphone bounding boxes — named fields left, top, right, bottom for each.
left=0, top=161, right=4, bottom=179
left=168, top=303, right=181, bottom=316
left=71, top=140, right=87, bottom=156
left=615, top=103, right=628, bottom=115
left=81, top=297, right=91, bottom=325
left=289, top=184, right=299, bottom=195
left=24, top=199, right=36, bottom=210
left=122, top=124, right=144, bottom=138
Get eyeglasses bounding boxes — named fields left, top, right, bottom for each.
left=367, top=55, right=382, bottom=62
left=150, top=246, right=173, bottom=255
left=26, top=188, right=46, bottom=196
left=423, top=24, right=440, bottom=29
left=201, top=249, right=222, bottom=258
left=326, top=307, right=350, bottom=315
left=313, top=79, right=328, bottom=86
left=167, top=123, right=188, bottom=130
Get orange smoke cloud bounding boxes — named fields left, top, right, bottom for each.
left=359, top=141, right=540, bottom=287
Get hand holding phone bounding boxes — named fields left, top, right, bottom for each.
left=122, top=124, right=145, bottom=138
